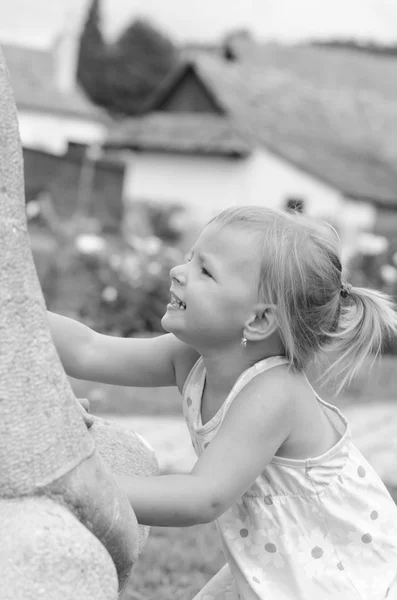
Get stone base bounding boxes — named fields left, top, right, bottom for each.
left=89, top=416, right=159, bottom=555
left=0, top=497, right=118, bottom=600
left=0, top=417, right=159, bottom=600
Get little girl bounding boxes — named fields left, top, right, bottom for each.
left=49, top=206, right=397, bottom=599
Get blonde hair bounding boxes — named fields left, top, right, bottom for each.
left=211, top=206, right=397, bottom=392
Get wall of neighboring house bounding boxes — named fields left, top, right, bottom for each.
left=244, top=148, right=377, bottom=254
left=241, top=148, right=343, bottom=219
left=17, top=110, right=106, bottom=155
left=123, top=150, right=252, bottom=223
left=122, top=145, right=375, bottom=244
left=23, top=146, right=124, bottom=230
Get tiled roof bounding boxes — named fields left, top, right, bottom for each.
left=106, top=113, right=252, bottom=157
left=148, top=44, right=397, bottom=205
left=1, top=42, right=107, bottom=122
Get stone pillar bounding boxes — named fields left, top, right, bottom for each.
left=0, top=46, right=158, bottom=600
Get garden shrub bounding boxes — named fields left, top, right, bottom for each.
left=347, top=232, right=397, bottom=354
left=27, top=198, right=187, bottom=336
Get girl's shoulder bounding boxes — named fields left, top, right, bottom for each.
left=237, top=356, right=292, bottom=392
left=216, top=358, right=298, bottom=427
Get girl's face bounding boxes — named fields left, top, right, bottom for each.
left=161, top=223, right=261, bottom=350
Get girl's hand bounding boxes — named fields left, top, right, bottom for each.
left=76, top=397, right=94, bottom=429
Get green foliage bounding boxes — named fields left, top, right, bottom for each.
left=73, top=232, right=183, bottom=336
left=76, top=0, right=109, bottom=106
left=311, top=38, right=397, bottom=57
left=124, top=199, right=190, bottom=245
left=347, top=232, right=397, bottom=354
left=77, top=1, right=178, bottom=115
left=107, top=19, right=177, bottom=114
left=28, top=198, right=187, bottom=337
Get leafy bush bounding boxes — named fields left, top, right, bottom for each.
left=347, top=232, right=397, bottom=354
left=27, top=197, right=186, bottom=336
left=74, top=232, right=183, bottom=335
left=123, top=199, right=191, bottom=246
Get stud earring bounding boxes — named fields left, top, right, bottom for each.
left=241, top=336, right=247, bottom=348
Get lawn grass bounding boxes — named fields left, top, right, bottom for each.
left=125, top=524, right=224, bottom=600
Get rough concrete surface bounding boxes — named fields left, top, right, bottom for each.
left=0, top=497, right=119, bottom=600
left=0, top=44, right=157, bottom=600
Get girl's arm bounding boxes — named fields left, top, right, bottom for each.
left=47, top=311, right=198, bottom=388
left=117, top=367, right=293, bottom=526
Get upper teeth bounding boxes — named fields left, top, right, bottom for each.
left=171, top=294, right=186, bottom=309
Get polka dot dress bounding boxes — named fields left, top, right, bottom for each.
left=183, top=357, right=397, bottom=600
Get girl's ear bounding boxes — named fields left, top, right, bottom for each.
left=244, top=304, right=278, bottom=341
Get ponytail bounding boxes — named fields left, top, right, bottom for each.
left=322, top=286, right=397, bottom=393
left=209, top=205, right=397, bottom=392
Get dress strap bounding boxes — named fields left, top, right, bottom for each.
left=220, top=355, right=289, bottom=416
left=302, top=371, right=350, bottom=437
left=182, top=357, right=204, bottom=398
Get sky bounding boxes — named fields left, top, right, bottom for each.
left=1, top=0, right=397, bottom=48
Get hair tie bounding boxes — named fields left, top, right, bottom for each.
left=340, top=282, right=352, bottom=298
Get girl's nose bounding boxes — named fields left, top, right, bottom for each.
left=170, top=263, right=186, bottom=285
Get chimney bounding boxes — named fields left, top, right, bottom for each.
left=223, top=43, right=238, bottom=62
left=222, top=29, right=255, bottom=62
left=52, top=15, right=81, bottom=93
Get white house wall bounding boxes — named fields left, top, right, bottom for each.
left=124, top=151, right=252, bottom=222
left=123, top=148, right=375, bottom=239
left=17, top=110, right=106, bottom=155
left=244, top=148, right=343, bottom=220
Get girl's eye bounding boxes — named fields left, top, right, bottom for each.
left=201, top=266, right=212, bottom=278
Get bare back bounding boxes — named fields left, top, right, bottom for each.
left=277, top=371, right=343, bottom=460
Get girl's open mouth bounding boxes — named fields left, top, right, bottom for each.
left=169, top=291, right=186, bottom=310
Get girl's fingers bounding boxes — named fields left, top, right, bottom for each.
left=78, top=397, right=91, bottom=412
left=76, top=397, right=94, bottom=429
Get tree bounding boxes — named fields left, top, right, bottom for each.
left=77, top=7, right=179, bottom=115
left=310, top=38, right=397, bottom=57
left=77, top=0, right=109, bottom=106
left=106, top=18, right=178, bottom=114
